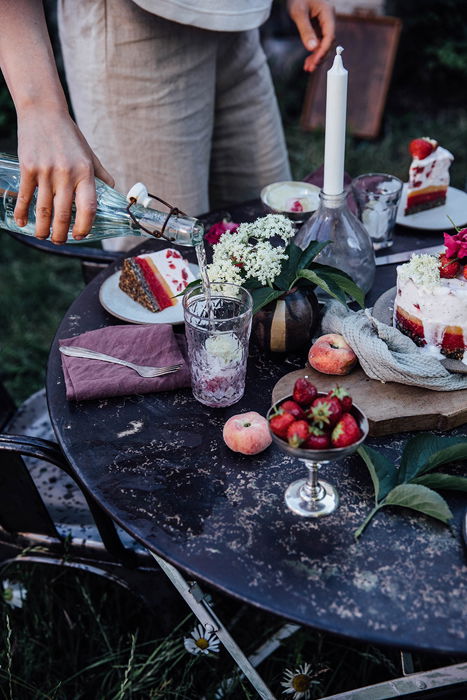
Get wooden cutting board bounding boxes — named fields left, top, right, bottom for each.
left=272, top=367, right=467, bottom=437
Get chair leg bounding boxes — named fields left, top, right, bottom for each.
left=149, top=551, right=277, bottom=700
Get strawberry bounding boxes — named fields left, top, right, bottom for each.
left=303, top=426, right=331, bottom=450
left=307, top=396, right=342, bottom=429
left=280, top=399, right=306, bottom=420
left=327, top=386, right=352, bottom=412
left=269, top=411, right=295, bottom=440
left=292, top=378, right=317, bottom=407
left=289, top=199, right=303, bottom=212
left=287, top=420, right=310, bottom=448
left=331, top=413, right=362, bottom=448
left=439, top=253, right=460, bottom=279
left=409, top=137, right=437, bottom=160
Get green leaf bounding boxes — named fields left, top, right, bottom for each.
left=241, top=278, right=263, bottom=290
left=295, top=269, right=347, bottom=306
left=399, top=435, right=467, bottom=482
left=273, top=243, right=304, bottom=291
left=383, top=484, right=453, bottom=524
left=426, top=442, right=467, bottom=472
left=413, top=473, right=467, bottom=492
left=250, top=287, right=284, bottom=314
left=357, top=446, right=398, bottom=502
left=296, top=241, right=330, bottom=271
left=308, top=263, right=365, bottom=307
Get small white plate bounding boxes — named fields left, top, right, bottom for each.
left=99, top=263, right=199, bottom=324
left=396, top=185, right=467, bottom=230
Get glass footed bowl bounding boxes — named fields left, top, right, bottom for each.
left=267, top=393, right=369, bottom=518
left=260, top=181, right=320, bottom=225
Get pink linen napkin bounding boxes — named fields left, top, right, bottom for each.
left=60, top=324, right=191, bottom=401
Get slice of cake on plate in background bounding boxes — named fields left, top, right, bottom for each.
left=394, top=229, right=467, bottom=362
left=404, top=137, right=454, bottom=215
left=119, top=249, right=195, bottom=312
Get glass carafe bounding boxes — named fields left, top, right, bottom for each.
left=294, top=190, right=375, bottom=293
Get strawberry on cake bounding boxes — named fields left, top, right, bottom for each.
left=119, top=248, right=195, bottom=312
left=404, top=137, right=454, bottom=216
left=394, top=231, right=467, bottom=361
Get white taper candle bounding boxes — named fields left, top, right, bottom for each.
left=323, top=46, right=348, bottom=196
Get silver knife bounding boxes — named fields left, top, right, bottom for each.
left=375, top=244, right=443, bottom=266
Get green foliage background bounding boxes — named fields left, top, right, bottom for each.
left=0, top=3, right=467, bottom=697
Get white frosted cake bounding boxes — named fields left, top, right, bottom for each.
left=119, top=249, right=195, bottom=312
left=404, top=137, right=454, bottom=215
left=394, top=253, right=467, bottom=361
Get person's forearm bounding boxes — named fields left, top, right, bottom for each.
left=0, top=0, right=68, bottom=116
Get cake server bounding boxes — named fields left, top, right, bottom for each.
left=59, top=345, right=182, bottom=378
left=375, top=244, right=443, bottom=266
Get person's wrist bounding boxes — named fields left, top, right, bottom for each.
left=15, top=92, right=69, bottom=119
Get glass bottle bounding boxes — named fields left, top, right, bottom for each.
left=0, top=152, right=204, bottom=246
left=294, top=190, right=375, bottom=293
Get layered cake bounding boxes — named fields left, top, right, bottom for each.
left=393, top=239, right=467, bottom=361
left=119, top=249, right=195, bottom=312
left=404, top=137, right=454, bottom=215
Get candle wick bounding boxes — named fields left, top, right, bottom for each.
left=336, top=46, right=344, bottom=55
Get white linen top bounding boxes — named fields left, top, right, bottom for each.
left=131, top=0, right=272, bottom=31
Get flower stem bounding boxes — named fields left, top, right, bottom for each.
left=354, top=504, right=383, bottom=540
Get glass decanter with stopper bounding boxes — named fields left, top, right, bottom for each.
left=294, top=190, right=375, bottom=294
left=0, top=152, right=204, bottom=247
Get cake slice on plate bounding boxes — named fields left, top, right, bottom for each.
left=119, top=248, right=195, bottom=312
left=404, top=137, right=454, bottom=216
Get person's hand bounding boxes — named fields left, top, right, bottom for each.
left=15, top=108, right=114, bottom=244
left=287, top=0, right=335, bottom=72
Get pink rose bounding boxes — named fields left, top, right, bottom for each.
left=205, top=220, right=239, bottom=245
left=444, top=229, right=467, bottom=259
left=444, top=232, right=460, bottom=258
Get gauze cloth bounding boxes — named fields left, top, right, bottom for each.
left=321, top=301, right=467, bottom=392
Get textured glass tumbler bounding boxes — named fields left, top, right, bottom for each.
left=294, top=190, right=375, bottom=294
left=351, top=173, right=403, bottom=250
left=183, top=284, right=253, bottom=408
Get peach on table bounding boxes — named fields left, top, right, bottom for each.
left=308, top=333, right=357, bottom=376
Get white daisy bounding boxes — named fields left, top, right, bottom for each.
left=2, top=579, right=27, bottom=609
left=184, top=623, right=220, bottom=656
left=281, top=662, right=317, bottom=699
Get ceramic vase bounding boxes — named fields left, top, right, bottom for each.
left=251, top=288, right=319, bottom=355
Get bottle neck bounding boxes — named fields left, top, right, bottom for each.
left=137, top=207, right=204, bottom=247
left=318, top=190, right=347, bottom=210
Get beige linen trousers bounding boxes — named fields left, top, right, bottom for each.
left=58, top=0, right=291, bottom=250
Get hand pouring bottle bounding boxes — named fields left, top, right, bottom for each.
left=0, top=152, right=204, bottom=246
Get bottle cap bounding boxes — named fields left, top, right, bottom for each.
left=127, top=182, right=152, bottom=208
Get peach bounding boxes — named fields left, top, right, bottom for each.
left=308, top=333, right=357, bottom=375
left=223, top=411, right=272, bottom=455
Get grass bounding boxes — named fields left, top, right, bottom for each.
left=2, top=562, right=456, bottom=700
left=1, top=17, right=467, bottom=698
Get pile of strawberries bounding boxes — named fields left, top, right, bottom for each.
left=269, top=378, right=362, bottom=450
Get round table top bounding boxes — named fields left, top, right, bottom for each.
left=46, top=204, right=467, bottom=656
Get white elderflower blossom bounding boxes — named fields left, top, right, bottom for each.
left=208, top=259, right=244, bottom=286
left=207, top=214, right=292, bottom=288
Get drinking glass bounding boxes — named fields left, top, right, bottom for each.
left=267, top=394, right=369, bottom=518
left=183, top=283, right=252, bottom=407
left=351, top=173, right=403, bottom=250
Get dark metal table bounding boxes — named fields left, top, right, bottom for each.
left=46, top=202, right=467, bottom=696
